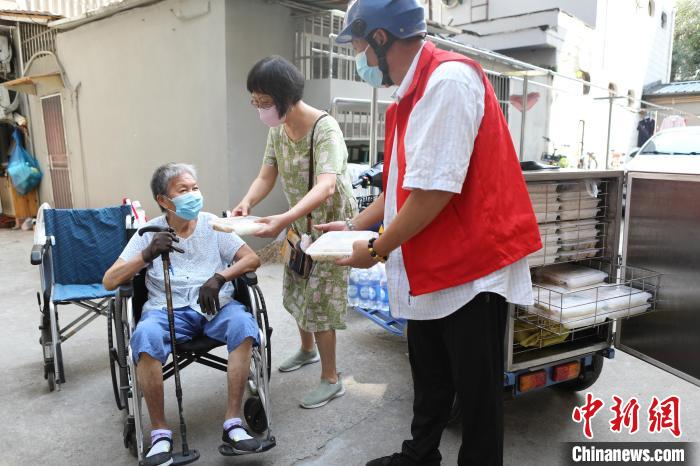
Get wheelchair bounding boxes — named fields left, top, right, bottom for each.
left=109, top=265, right=276, bottom=463
left=30, top=203, right=132, bottom=391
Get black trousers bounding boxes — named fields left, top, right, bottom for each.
left=401, top=292, right=508, bottom=466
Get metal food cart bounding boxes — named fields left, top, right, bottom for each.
left=509, top=163, right=700, bottom=394
left=355, top=166, right=700, bottom=396
left=506, top=168, right=642, bottom=395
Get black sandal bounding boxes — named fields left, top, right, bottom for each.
left=219, top=424, right=262, bottom=456
left=143, top=436, right=173, bottom=466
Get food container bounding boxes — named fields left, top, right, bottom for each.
left=210, top=216, right=264, bottom=236
left=305, top=231, right=379, bottom=261
left=559, top=237, right=599, bottom=251
left=559, top=207, right=600, bottom=221
left=534, top=263, right=609, bottom=288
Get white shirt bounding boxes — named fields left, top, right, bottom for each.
left=119, top=212, right=244, bottom=319
left=385, top=44, right=533, bottom=321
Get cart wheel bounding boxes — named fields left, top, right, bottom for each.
left=244, top=397, right=268, bottom=434
left=553, top=355, right=604, bottom=392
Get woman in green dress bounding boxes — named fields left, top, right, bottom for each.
left=233, top=56, right=357, bottom=409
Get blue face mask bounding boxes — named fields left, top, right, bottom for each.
left=356, top=45, right=384, bottom=88
left=167, top=190, right=203, bottom=221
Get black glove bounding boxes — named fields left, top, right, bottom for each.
left=198, top=273, right=227, bottom=315
left=141, top=229, right=184, bottom=263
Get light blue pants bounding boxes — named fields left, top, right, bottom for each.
left=130, top=301, right=260, bottom=364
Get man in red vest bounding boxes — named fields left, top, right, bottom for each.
left=318, top=1, right=541, bottom=465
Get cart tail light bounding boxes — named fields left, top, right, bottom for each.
left=519, top=370, right=546, bottom=392
left=553, top=361, right=581, bottom=382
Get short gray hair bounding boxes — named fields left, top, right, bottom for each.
left=150, top=163, right=197, bottom=211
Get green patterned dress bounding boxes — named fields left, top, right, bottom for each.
left=263, top=116, right=358, bottom=332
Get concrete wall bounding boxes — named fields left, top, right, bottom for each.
left=224, top=0, right=297, bottom=248
left=644, top=7, right=675, bottom=85
left=441, top=0, right=598, bottom=27
left=488, top=0, right=598, bottom=26
left=48, top=0, right=228, bottom=218
left=490, top=0, right=675, bottom=160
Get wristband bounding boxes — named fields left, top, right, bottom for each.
left=368, top=237, right=388, bottom=263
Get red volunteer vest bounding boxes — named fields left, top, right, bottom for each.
left=383, top=41, right=541, bottom=296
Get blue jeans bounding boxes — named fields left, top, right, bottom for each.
left=130, top=301, right=259, bottom=364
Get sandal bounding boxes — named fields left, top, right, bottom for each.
left=219, top=424, right=262, bottom=456
left=142, top=436, right=173, bottom=466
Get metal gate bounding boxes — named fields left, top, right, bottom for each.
left=41, top=94, right=73, bottom=209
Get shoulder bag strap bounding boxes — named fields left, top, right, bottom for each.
left=306, top=113, right=329, bottom=235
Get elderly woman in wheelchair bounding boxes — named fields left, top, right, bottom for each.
left=104, top=163, right=272, bottom=465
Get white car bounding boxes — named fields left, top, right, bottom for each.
left=627, top=126, right=700, bottom=173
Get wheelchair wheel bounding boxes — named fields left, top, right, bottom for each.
left=40, top=307, right=62, bottom=391
left=46, top=367, right=55, bottom=392
left=244, top=396, right=268, bottom=434
left=124, top=416, right=139, bottom=458
left=40, top=327, right=55, bottom=392
left=108, top=301, right=129, bottom=410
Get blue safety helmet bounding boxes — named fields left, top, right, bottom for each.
left=335, top=0, right=427, bottom=44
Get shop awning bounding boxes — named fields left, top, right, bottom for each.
left=1, top=73, right=64, bottom=95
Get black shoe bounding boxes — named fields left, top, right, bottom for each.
left=220, top=424, right=262, bottom=455
left=366, top=453, right=413, bottom=466
left=143, top=436, right=173, bottom=466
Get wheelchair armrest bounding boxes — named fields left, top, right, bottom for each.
left=117, top=283, right=133, bottom=298
left=242, top=272, right=258, bottom=286
left=30, top=244, right=44, bottom=265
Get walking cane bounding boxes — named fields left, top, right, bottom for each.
left=139, top=226, right=200, bottom=465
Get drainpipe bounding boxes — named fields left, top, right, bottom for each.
left=369, top=87, right=378, bottom=166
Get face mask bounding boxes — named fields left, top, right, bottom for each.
left=356, top=45, right=384, bottom=88
left=258, top=106, right=285, bottom=128
left=166, top=190, right=203, bottom=221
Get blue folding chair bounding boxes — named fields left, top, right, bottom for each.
left=31, top=204, right=131, bottom=391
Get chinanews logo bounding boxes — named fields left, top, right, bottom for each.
left=562, top=392, right=694, bottom=465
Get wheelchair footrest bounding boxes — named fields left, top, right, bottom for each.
left=163, top=449, right=200, bottom=466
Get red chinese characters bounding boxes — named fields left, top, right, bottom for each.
left=610, top=395, right=640, bottom=434
left=572, top=393, right=682, bottom=439
left=572, top=392, right=605, bottom=439
left=648, top=395, right=681, bottom=438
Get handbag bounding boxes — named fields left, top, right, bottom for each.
left=286, top=113, right=328, bottom=279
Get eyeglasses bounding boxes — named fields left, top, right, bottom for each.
left=250, top=98, right=275, bottom=110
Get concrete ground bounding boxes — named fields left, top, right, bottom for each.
left=1, top=228, right=698, bottom=466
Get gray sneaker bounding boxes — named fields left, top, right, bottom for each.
left=278, top=349, right=320, bottom=372
left=300, top=376, right=345, bottom=409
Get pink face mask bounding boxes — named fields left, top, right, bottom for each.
left=258, top=106, right=285, bottom=128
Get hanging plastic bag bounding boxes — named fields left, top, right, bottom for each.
left=7, top=128, right=42, bottom=195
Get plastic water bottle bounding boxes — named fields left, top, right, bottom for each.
left=378, top=264, right=389, bottom=312
left=347, top=269, right=359, bottom=307
left=372, top=264, right=384, bottom=311
left=358, top=269, right=373, bottom=309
